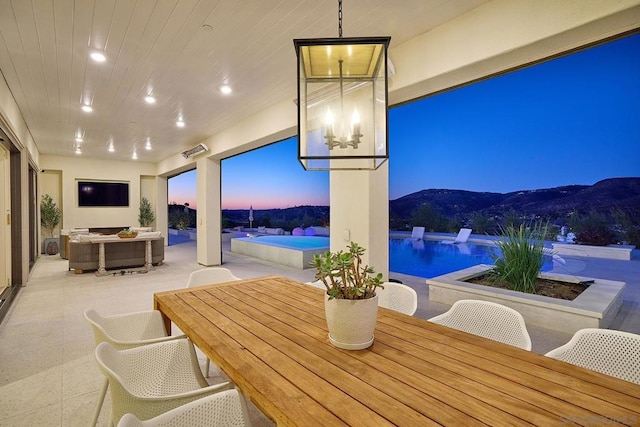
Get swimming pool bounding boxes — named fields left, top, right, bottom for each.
left=389, top=238, right=552, bottom=278
left=230, top=235, right=552, bottom=275
left=237, top=235, right=330, bottom=250
left=231, top=236, right=329, bottom=269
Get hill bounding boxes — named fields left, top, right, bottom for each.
left=217, top=178, right=639, bottom=234
left=222, top=205, right=329, bottom=230
left=389, top=177, right=640, bottom=225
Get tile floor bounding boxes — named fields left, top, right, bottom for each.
left=1, top=239, right=638, bottom=426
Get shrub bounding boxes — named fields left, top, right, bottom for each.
left=470, top=211, right=492, bottom=234
left=611, top=208, right=640, bottom=246
left=487, top=221, right=548, bottom=294
left=446, top=216, right=464, bottom=233
left=411, top=202, right=448, bottom=232
left=573, top=210, right=615, bottom=246
left=502, top=209, right=523, bottom=229
left=168, top=210, right=190, bottom=230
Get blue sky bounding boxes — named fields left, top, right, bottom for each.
left=169, top=33, right=640, bottom=210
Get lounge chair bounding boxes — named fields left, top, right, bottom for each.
left=410, top=226, right=425, bottom=240
left=441, top=228, right=472, bottom=244
left=542, top=247, right=566, bottom=265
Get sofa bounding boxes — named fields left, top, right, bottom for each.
left=68, top=233, right=164, bottom=273
left=257, top=227, right=284, bottom=235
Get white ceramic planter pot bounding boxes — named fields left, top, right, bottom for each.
left=325, top=294, right=378, bottom=350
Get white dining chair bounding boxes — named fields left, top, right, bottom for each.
left=186, top=267, right=241, bottom=287
left=117, top=389, right=253, bottom=427
left=186, top=267, right=241, bottom=376
left=377, top=282, right=418, bottom=316
left=305, top=279, right=328, bottom=290
left=428, top=299, right=532, bottom=350
left=96, top=339, right=233, bottom=426
left=545, top=328, right=640, bottom=384
left=84, top=309, right=185, bottom=426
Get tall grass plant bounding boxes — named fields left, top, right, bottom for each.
left=488, top=221, right=548, bottom=293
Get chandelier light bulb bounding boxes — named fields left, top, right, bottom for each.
left=351, top=108, right=360, bottom=134
left=325, top=108, right=334, bottom=125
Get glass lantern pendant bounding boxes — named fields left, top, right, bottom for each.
left=294, top=3, right=390, bottom=170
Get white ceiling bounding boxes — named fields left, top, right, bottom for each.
left=0, top=0, right=489, bottom=163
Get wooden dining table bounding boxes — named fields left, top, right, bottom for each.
left=154, top=276, right=640, bottom=426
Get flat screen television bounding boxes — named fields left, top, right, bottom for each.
left=77, top=180, right=129, bottom=207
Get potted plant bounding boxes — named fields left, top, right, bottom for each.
left=311, top=241, right=383, bottom=350
left=40, top=194, right=62, bottom=255
left=138, top=197, right=155, bottom=229
left=485, top=221, right=549, bottom=294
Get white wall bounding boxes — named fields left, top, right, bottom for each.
left=40, top=155, right=157, bottom=229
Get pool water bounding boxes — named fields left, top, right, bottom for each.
left=389, top=238, right=552, bottom=279
left=241, top=235, right=330, bottom=250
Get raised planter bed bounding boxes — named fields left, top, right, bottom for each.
left=427, top=264, right=625, bottom=334
left=552, top=243, right=635, bottom=260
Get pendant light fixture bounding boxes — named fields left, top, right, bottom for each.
left=294, top=0, right=390, bottom=170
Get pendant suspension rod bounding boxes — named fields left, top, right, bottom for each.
left=338, top=59, right=344, bottom=129
left=338, top=0, right=343, bottom=38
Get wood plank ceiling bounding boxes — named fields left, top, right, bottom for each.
left=0, top=0, right=489, bottom=163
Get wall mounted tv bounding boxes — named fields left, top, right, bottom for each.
left=77, top=180, right=130, bottom=207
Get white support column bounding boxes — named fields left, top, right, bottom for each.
left=196, top=156, right=222, bottom=266
left=329, top=162, right=389, bottom=280
left=155, top=176, right=168, bottom=245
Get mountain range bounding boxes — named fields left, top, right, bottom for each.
left=389, top=177, right=640, bottom=220
left=219, top=177, right=639, bottom=229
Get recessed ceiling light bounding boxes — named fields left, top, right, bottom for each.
left=176, top=119, right=185, bottom=128
left=75, top=146, right=82, bottom=154
left=144, top=95, right=156, bottom=104
left=90, top=52, right=106, bottom=62
left=108, top=144, right=115, bottom=153
left=132, top=150, right=138, bottom=160
left=75, top=136, right=83, bottom=143
left=145, top=138, right=152, bottom=150
left=81, top=104, right=93, bottom=113
left=220, top=85, right=232, bottom=95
